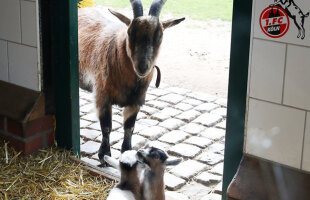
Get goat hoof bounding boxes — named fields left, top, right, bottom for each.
left=99, top=155, right=111, bottom=167
left=98, top=144, right=111, bottom=167
left=98, top=162, right=107, bottom=168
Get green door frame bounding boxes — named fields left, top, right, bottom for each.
left=51, top=0, right=80, bottom=156
left=222, top=0, right=253, bottom=199
left=49, top=0, right=253, bottom=198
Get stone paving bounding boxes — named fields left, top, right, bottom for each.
left=79, top=83, right=226, bottom=200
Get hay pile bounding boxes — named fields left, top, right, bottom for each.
left=0, top=142, right=114, bottom=199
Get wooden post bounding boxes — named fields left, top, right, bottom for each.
left=51, top=0, right=80, bottom=156
left=222, top=0, right=253, bottom=199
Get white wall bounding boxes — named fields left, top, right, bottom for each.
left=0, top=0, right=40, bottom=91
left=245, top=0, right=310, bottom=172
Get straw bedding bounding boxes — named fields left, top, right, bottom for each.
left=0, top=142, right=114, bottom=200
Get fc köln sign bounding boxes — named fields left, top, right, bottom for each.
left=260, top=6, right=289, bottom=38
left=260, top=0, right=309, bottom=40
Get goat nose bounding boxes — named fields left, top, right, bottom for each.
left=137, top=149, right=146, bottom=157
left=138, top=63, right=148, bottom=74
left=137, top=150, right=143, bottom=158
left=137, top=149, right=143, bottom=155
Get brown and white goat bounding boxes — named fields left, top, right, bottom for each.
left=78, top=0, right=185, bottom=165
left=137, top=146, right=182, bottom=200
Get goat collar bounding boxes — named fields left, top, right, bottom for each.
left=154, top=65, right=161, bottom=88
left=135, top=65, right=161, bottom=92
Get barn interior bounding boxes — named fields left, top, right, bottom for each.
left=1, top=0, right=310, bottom=199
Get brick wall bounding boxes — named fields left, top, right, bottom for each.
left=0, top=115, right=55, bottom=154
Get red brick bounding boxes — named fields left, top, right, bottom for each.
left=24, top=115, right=55, bottom=138
left=0, top=133, right=44, bottom=155
left=1, top=115, right=55, bottom=155
left=0, top=116, right=4, bottom=131
left=7, top=118, right=23, bottom=137
left=24, top=136, right=43, bottom=155
left=45, top=131, right=55, bottom=147
left=0, top=134, right=24, bottom=152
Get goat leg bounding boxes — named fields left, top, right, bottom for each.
left=300, top=23, right=306, bottom=40
left=297, top=29, right=301, bottom=38
left=98, top=105, right=112, bottom=165
left=122, top=105, right=140, bottom=153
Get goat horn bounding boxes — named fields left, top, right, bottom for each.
left=149, top=0, right=167, bottom=17
left=130, top=0, right=143, bottom=18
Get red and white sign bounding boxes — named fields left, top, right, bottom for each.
left=260, top=6, right=290, bottom=38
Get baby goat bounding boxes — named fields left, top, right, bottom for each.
left=105, top=150, right=146, bottom=200
left=137, top=146, right=182, bottom=200
left=78, top=0, right=185, bottom=165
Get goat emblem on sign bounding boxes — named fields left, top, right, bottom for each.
left=260, top=0, right=309, bottom=40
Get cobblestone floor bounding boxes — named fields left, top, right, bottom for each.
left=79, top=83, right=226, bottom=200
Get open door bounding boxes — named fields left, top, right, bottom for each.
left=222, top=0, right=253, bottom=199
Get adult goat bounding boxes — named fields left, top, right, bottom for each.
left=78, top=0, right=185, bottom=165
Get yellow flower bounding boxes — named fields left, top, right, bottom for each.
left=78, top=0, right=94, bottom=8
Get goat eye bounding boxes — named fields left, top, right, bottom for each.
left=157, top=36, right=162, bottom=43
left=154, top=35, right=162, bottom=45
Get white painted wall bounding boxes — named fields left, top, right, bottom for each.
left=245, top=0, right=310, bottom=172
left=0, top=0, right=40, bottom=91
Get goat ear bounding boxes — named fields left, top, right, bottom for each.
left=104, top=155, right=120, bottom=170
left=165, top=158, right=182, bottom=166
left=162, top=17, right=185, bottom=29
left=109, top=9, right=131, bottom=26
